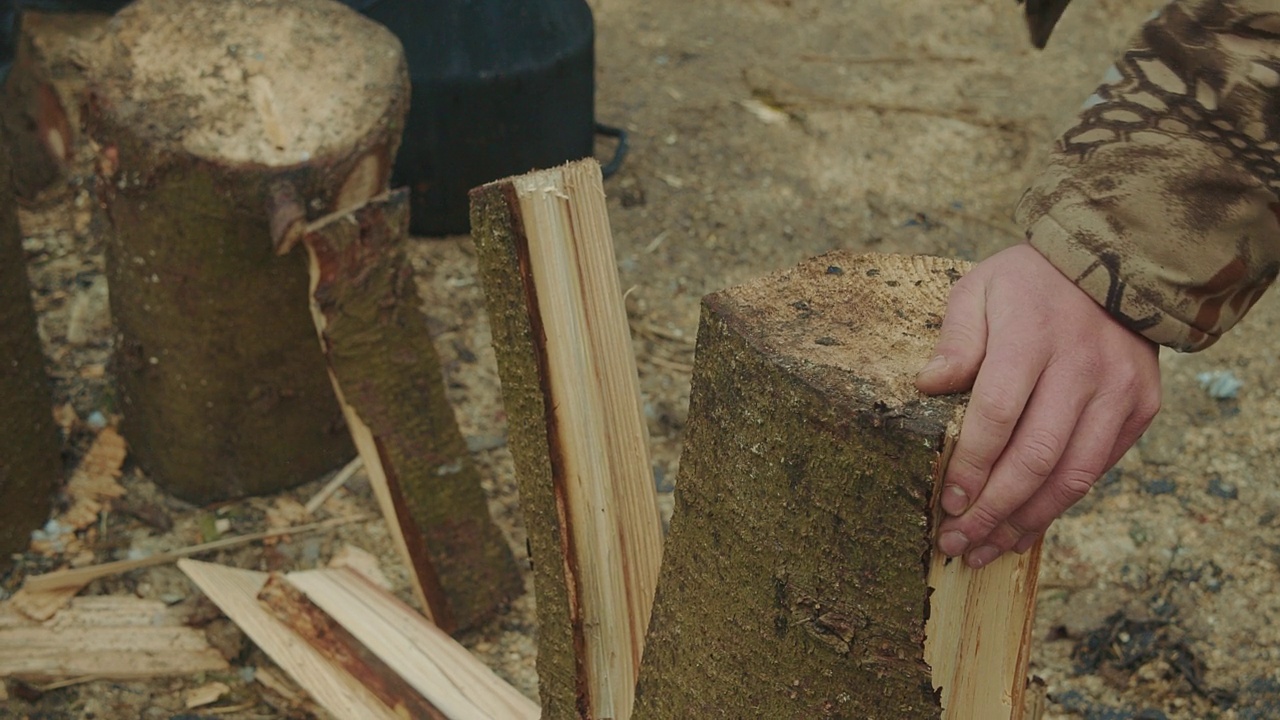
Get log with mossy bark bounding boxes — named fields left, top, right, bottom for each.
left=0, top=128, right=61, bottom=573
left=0, top=10, right=109, bottom=201
left=298, top=189, right=521, bottom=633
left=470, top=159, right=665, bottom=720
left=87, top=0, right=410, bottom=502
left=632, top=252, right=1041, bottom=720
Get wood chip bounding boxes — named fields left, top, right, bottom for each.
left=185, top=681, right=230, bottom=709
left=327, top=544, right=391, bottom=591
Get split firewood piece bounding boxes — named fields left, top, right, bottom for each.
left=0, top=596, right=227, bottom=679
left=178, top=560, right=405, bottom=720
left=299, top=189, right=520, bottom=633
left=470, top=159, right=664, bottom=720
left=0, top=124, right=61, bottom=576
left=86, top=0, right=411, bottom=502
left=632, top=253, right=1041, bottom=720
left=258, top=574, right=449, bottom=720
left=280, top=567, right=539, bottom=720
left=0, top=10, right=109, bottom=200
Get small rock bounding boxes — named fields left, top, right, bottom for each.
left=1142, top=478, right=1177, bottom=496
left=1207, top=476, right=1238, bottom=500
left=1197, top=369, right=1243, bottom=400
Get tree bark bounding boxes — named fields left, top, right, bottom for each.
left=632, top=252, right=1040, bottom=720
left=471, top=160, right=664, bottom=720
left=87, top=0, right=409, bottom=502
left=0, top=125, right=61, bottom=572
left=301, top=189, right=521, bottom=633
left=0, top=10, right=109, bottom=201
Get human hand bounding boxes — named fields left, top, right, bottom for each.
left=917, top=243, right=1161, bottom=568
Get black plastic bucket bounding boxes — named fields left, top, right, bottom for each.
left=363, top=0, right=605, bottom=236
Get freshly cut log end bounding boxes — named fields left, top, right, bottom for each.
left=0, top=129, right=61, bottom=572
left=87, top=0, right=409, bottom=502
left=632, top=252, right=1040, bottom=720
left=302, top=189, right=522, bottom=634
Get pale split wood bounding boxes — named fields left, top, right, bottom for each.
left=177, top=559, right=403, bottom=720
left=0, top=596, right=227, bottom=680
left=258, top=574, right=450, bottom=720
left=924, top=419, right=1042, bottom=720
left=285, top=567, right=539, bottom=720
left=510, top=160, right=664, bottom=719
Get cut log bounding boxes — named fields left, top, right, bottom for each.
left=0, top=125, right=61, bottom=573
left=470, top=159, right=664, bottom=720
left=284, top=567, right=540, bottom=720
left=631, top=252, right=1041, bottom=720
left=299, top=189, right=521, bottom=633
left=0, top=595, right=228, bottom=680
left=0, top=10, right=109, bottom=200
left=86, top=0, right=410, bottom=502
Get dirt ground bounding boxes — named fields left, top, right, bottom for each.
left=4, top=0, right=1280, bottom=718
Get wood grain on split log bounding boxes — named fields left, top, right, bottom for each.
left=87, top=0, right=408, bottom=502
left=632, top=252, right=1040, bottom=720
left=0, top=126, right=61, bottom=574
left=0, top=596, right=227, bottom=680
left=178, top=560, right=405, bottom=720
left=285, top=568, right=541, bottom=720
left=471, top=160, right=664, bottom=720
left=258, top=575, right=449, bottom=720
left=300, top=189, right=521, bottom=633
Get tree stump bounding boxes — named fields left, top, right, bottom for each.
left=0, top=10, right=110, bottom=201
left=633, top=252, right=1041, bottom=719
left=0, top=128, right=61, bottom=571
left=87, top=0, right=408, bottom=502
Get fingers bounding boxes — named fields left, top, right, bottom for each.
left=916, top=278, right=988, bottom=395
left=971, top=382, right=1159, bottom=566
left=937, top=367, right=1086, bottom=562
left=935, top=317, right=1050, bottom=520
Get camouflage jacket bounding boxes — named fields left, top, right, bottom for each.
left=1017, top=0, right=1280, bottom=351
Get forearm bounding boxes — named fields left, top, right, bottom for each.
left=1018, top=0, right=1280, bottom=351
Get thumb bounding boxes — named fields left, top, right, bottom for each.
left=916, top=279, right=988, bottom=395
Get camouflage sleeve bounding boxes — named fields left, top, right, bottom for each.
left=1016, top=0, right=1280, bottom=352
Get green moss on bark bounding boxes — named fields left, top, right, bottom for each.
left=633, top=252, right=968, bottom=720
left=309, top=190, right=520, bottom=634
left=471, top=183, right=582, bottom=720
left=0, top=132, right=60, bottom=570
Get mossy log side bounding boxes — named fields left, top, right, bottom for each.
left=0, top=10, right=109, bottom=201
left=301, top=189, right=521, bottom=633
left=633, top=252, right=1040, bottom=720
left=88, top=0, right=409, bottom=502
left=0, top=129, right=61, bottom=571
